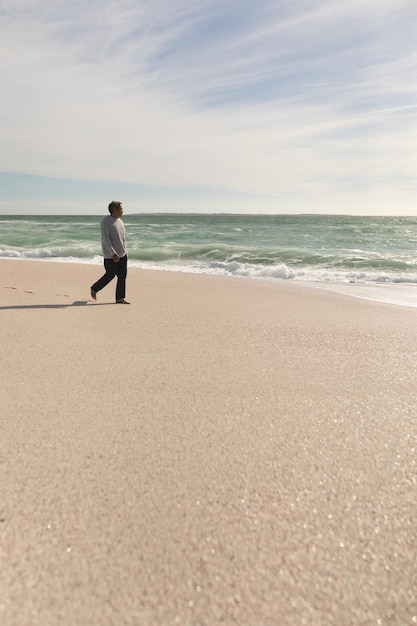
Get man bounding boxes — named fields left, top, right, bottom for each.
left=90, top=201, right=130, bottom=304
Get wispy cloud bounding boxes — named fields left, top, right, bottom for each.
left=0, top=0, right=415, bottom=213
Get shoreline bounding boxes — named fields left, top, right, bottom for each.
left=1, top=258, right=417, bottom=625
left=2, top=255, right=417, bottom=309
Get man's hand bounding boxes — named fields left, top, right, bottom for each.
left=113, top=254, right=120, bottom=263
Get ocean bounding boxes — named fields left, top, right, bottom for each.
left=2, top=214, right=417, bottom=297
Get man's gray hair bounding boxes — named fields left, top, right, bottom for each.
left=108, top=201, right=122, bottom=214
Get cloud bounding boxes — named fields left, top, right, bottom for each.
left=0, top=0, right=416, bottom=213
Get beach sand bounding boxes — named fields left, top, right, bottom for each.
left=1, top=259, right=416, bottom=626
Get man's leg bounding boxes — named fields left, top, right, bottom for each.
left=115, top=256, right=128, bottom=302
left=91, top=258, right=117, bottom=296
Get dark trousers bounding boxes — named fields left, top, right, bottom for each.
left=91, top=255, right=127, bottom=301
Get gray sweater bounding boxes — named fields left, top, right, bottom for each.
left=100, top=215, right=127, bottom=259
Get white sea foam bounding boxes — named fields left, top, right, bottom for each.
left=310, top=282, right=417, bottom=309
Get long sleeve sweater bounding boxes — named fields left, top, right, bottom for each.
left=100, top=215, right=127, bottom=259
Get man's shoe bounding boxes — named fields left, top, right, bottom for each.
left=90, top=288, right=97, bottom=301
left=116, top=299, right=130, bottom=304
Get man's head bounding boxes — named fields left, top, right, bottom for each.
left=108, top=201, right=123, bottom=217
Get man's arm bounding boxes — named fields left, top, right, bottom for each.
left=101, top=219, right=117, bottom=258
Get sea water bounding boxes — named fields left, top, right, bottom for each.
left=2, top=214, right=417, bottom=305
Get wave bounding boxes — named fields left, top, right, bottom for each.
left=2, top=213, right=417, bottom=287
left=126, top=258, right=417, bottom=286
left=0, top=239, right=100, bottom=257
left=2, top=245, right=417, bottom=285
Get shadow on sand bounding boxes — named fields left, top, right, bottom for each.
left=0, top=301, right=115, bottom=311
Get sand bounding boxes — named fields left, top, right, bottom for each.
left=1, top=259, right=416, bottom=626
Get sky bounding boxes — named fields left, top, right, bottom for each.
left=0, top=0, right=416, bottom=215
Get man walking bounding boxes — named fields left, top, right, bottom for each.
left=90, top=201, right=130, bottom=304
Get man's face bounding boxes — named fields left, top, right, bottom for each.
left=113, top=204, right=123, bottom=218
